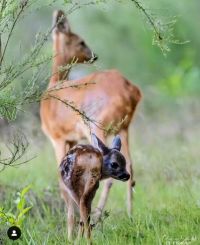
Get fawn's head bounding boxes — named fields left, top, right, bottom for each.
left=92, top=134, right=130, bottom=181
left=52, top=10, right=98, bottom=64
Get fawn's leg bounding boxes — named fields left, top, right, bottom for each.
left=78, top=196, right=92, bottom=244
left=119, top=129, right=135, bottom=216
left=79, top=181, right=99, bottom=243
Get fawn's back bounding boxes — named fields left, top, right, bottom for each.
left=60, top=145, right=102, bottom=200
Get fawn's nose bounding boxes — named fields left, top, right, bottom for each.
left=119, top=173, right=130, bottom=181
left=93, top=53, right=98, bottom=61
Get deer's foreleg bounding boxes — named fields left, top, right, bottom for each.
left=119, top=129, right=135, bottom=216
left=53, top=139, right=66, bottom=164
left=95, top=178, right=113, bottom=222
left=89, top=129, right=113, bottom=222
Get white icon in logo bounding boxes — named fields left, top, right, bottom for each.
left=11, top=230, right=17, bottom=237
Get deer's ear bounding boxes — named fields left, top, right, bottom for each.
left=111, top=135, right=121, bottom=151
left=53, top=10, right=71, bottom=34
left=91, top=133, right=109, bottom=155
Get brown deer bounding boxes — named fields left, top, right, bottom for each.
left=59, top=134, right=130, bottom=242
left=40, top=10, right=142, bottom=221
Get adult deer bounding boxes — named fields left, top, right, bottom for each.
left=40, top=10, right=142, bottom=221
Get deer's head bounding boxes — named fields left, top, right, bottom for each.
left=52, top=10, right=98, bottom=64
left=92, top=134, right=130, bottom=181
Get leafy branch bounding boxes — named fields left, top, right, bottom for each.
left=132, top=0, right=163, bottom=40
left=131, top=0, right=186, bottom=54
left=64, top=0, right=183, bottom=54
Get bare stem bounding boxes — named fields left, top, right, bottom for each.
left=131, top=0, right=163, bottom=40
left=0, top=1, right=29, bottom=66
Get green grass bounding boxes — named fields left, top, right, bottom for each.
left=0, top=127, right=200, bottom=245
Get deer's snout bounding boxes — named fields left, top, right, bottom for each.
left=118, top=172, right=130, bottom=181
left=93, top=53, right=98, bottom=61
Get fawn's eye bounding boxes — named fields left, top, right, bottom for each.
left=111, top=162, right=119, bottom=169
left=79, top=41, right=85, bottom=46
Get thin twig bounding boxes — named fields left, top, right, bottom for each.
left=0, top=0, right=7, bottom=68
left=43, top=93, right=104, bottom=131
left=0, top=1, right=29, bottom=65
left=131, top=0, right=163, bottom=40
left=0, top=131, right=29, bottom=172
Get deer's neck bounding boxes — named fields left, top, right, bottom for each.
left=49, top=40, right=71, bottom=88
left=101, top=165, right=110, bottom=180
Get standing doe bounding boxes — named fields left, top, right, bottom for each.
left=40, top=10, right=141, bottom=222
left=59, top=134, right=130, bottom=242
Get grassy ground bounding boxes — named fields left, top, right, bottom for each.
left=0, top=99, right=200, bottom=244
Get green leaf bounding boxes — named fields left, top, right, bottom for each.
left=17, top=206, right=32, bottom=227
left=8, top=217, right=16, bottom=225
left=21, top=184, right=32, bottom=198
left=5, top=212, right=16, bottom=219
left=17, top=197, right=25, bottom=211
left=17, top=206, right=32, bottom=220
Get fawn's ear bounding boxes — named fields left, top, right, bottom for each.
left=111, top=135, right=121, bottom=151
left=91, top=133, right=109, bottom=155
left=53, top=10, right=71, bottom=34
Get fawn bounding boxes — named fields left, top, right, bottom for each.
left=59, top=134, right=130, bottom=242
